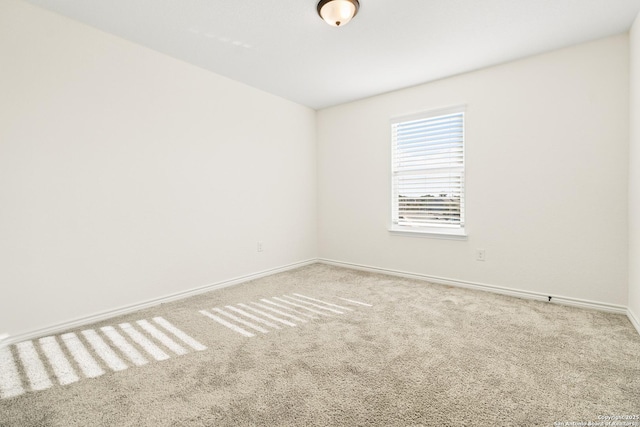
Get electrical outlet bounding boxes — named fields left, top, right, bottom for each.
left=476, top=249, right=486, bottom=261
left=257, top=241, right=263, bottom=252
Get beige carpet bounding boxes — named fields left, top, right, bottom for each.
left=1, top=264, right=639, bottom=426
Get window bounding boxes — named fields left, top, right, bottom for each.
left=391, top=106, right=466, bottom=237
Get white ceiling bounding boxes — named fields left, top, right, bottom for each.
left=24, top=0, right=640, bottom=109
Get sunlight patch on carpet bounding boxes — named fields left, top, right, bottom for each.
left=0, top=317, right=205, bottom=400
left=200, top=293, right=372, bottom=337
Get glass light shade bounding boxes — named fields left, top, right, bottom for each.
left=317, top=0, right=359, bottom=27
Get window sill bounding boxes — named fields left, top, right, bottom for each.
left=389, top=227, right=468, bottom=240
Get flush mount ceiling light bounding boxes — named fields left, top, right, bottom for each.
left=317, top=0, right=360, bottom=27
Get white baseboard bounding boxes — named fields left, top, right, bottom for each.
left=319, top=258, right=628, bottom=315
left=628, top=308, right=640, bottom=336
left=2, top=259, right=316, bottom=347
left=4, top=257, right=635, bottom=347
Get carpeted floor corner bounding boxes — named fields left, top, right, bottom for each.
left=1, top=263, right=639, bottom=426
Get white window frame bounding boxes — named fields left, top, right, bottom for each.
left=389, top=105, right=467, bottom=240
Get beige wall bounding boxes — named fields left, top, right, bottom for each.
left=0, top=0, right=317, bottom=337
left=317, top=35, right=630, bottom=306
left=1, top=0, right=636, bottom=339
left=629, top=14, right=640, bottom=329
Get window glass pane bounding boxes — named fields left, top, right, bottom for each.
left=391, top=109, right=465, bottom=231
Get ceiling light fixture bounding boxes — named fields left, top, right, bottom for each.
left=317, top=0, right=360, bottom=27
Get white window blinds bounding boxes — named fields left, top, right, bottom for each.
left=391, top=109, right=465, bottom=231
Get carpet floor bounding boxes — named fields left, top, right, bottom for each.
left=1, top=264, right=639, bottom=426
